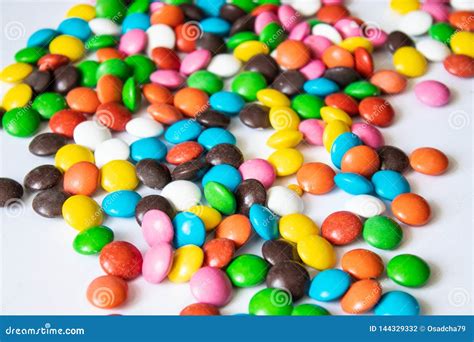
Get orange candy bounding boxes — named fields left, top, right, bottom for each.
left=317, top=5, right=350, bottom=24
left=341, top=279, right=382, bottom=314
left=175, top=23, right=198, bottom=53
left=276, top=40, right=311, bottom=70
left=143, top=83, right=174, bottom=105
left=358, top=97, right=394, bottom=127
left=174, top=87, right=209, bottom=117
left=150, top=4, right=184, bottom=27
left=370, top=70, right=407, bottom=94
left=392, top=193, right=431, bottom=226
left=66, top=87, right=100, bottom=114
left=97, top=75, right=123, bottom=104
left=322, top=45, right=354, bottom=68
left=63, top=161, right=100, bottom=196
left=341, top=145, right=380, bottom=177
left=166, top=141, right=204, bottom=165
left=151, top=47, right=181, bottom=71
left=147, top=104, right=182, bottom=125
left=215, top=214, right=252, bottom=248
left=86, top=275, right=128, bottom=309
left=180, top=303, right=221, bottom=316
left=203, top=238, right=235, bottom=268
left=341, top=249, right=384, bottom=280
left=96, top=48, right=125, bottom=62
left=449, top=11, right=474, bottom=31
left=296, top=162, right=335, bottom=195
left=409, top=147, right=449, bottom=176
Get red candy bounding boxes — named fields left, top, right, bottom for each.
left=321, top=211, right=362, bottom=245
left=99, top=241, right=143, bottom=280
left=166, top=141, right=204, bottom=165
left=203, top=238, right=235, bottom=268
left=180, top=303, right=221, bottom=316
left=317, top=5, right=350, bottom=24
left=358, top=97, right=395, bottom=127
left=96, top=102, right=132, bottom=131
left=49, top=109, right=86, bottom=138
left=354, top=47, right=373, bottom=78
left=443, top=54, right=474, bottom=78
left=37, top=54, right=69, bottom=71
left=151, top=47, right=181, bottom=70
left=324, top=93, right=359, bottom=116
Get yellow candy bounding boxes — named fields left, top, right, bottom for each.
left=62, top=195, right=103, bottom=231
left=66, top=4, right=96, bottom=21
left=450, top=31, right=474, bottom=58
left=49, top=35, right=85, bottom=62
left=168, top=245, right=204, bottom=283
left=390, top=0, right=419, bottom=14
left=269, top=107, right=300, bottom=131
left=288, top=184, right=304, bottom=196
left=267, top=129, right=303, bottom=149
left=320, top=106, right=352, bottom=126
left=55, top=144, right=94, bottom=172
left=2, top=83, right=32, bottom=111
left=279, top=213, right=319, bottom=243
left=393, top=46, right=427, bottom=77
left=101, top=160, right=138, bottom=192
left=234, top=40, right=269, bottom=62
left=339, top=37, right=373, bottom=53
left=297, top=235, right=336, bottom=270
left=257, top=89, right=290, bottom=107
left=322, top=119, right=350, bottom=152
left=0, top=63, right=33, bottom=83
left=268, top=148, right=304, bottom=176
left=187, top=205, right=222, bottom=231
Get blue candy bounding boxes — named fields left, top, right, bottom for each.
left=304, top=77, right=340, bottom=97
left=209, top=91, right=245, bottom=116
left=165, top=119, right=202, bottom=144
left=27, top=28, right=58, bottom=47
left=102, top=190, right=142, bottom=218
left=372, top=170, right=410, bottom=201
left=130, top=137, right=167, bottom=162
left=121, top=13, right=151, bottom=33
left=330, top=132, right=362, bottom=168
left=249, top=204, right=279, bottom=241
left=200, top=17, right=231, bottom=36
left=308, top=269, right=351, bottom=302
left=335, top=173, right=374, bottom=195
left=202, top=164, right=242, bottom=192
left=198, top=127, right=236, bottom=150
left=374, top=291, right=420, bottom=316
left=172, top=212, right=206, bottom=248
left=196, top=0, right=226, bottom=17
left=57, top=18, right=91, bottom=41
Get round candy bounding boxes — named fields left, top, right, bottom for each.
left=206, top=144, right=244, bottom=169
left=172, top=212, right=206, bottom=248
left=342, top=248, right=384, bottom=280
left=341, top=145, right=380, bottom=178
left=238, top=159, right=276, bottom=189
left=180, top=303, right=220, bottom=316
left=409, top=147, right=449, bottom=176
left=226, top=254, right=269, bottom=287
left=267, top=186, right=304, bottom=216
left=187, top=205, right=222, bottom=231
left=341, top=279, right=382, bottom=314
left=297, top=235, right=336, bottom=270
left=86, top=275, right=127, bottom=309
left=73, top=120, right=112, bottom=151
left=268, top=148, right=303, bottom=176
left=345, top=194, right=386, bottom=218
left=450, top=31, right=474, bottom=58
left=100, top=241, right=142, bottom=280
left=298, top=119, right=325, bottom=145
left=370, top=70, right=407, bottom=94
left=335, top=173, right=375, bottom=196
left=24, top=165, right=62, bottom=191
left=359, top=97, right=394, bottom=127
left=372, top=170, right=410, bottom=200
left=198, top=128, right=236, bottom=150
left=31, top=92, right=67, bottom=120
left=2, top=107, right=40, bottom=138
left=296, top=162, right=335, bottom=195
left=190, top=267, right=232, bottom=307
left=126, top=117, right=164, bottom=138
left=0, top=178, right=23, bottom=207
left=143, top=243, right=173, bottom=284
left=276, top=40, right=311, bottom=70
left=304, top=77, right=340, bottom=97
left=202, top=164, right=242, bottom=192
left=309, top=269, right=351, bottom=301
left=73, top=225, right=114, bottom=255
left=375, top=291, right=420, bottom=316
left=203, top=238, right=235, bottom=268
left=321, top=211, right=362, bottom=245
left=94, top=138, right=130, bottom=168
left=102, top=190, right=141, bottom=218
left=29, top=133, right=67, bottom=157
left=96, top=102, right=132, bottom=131
left=292, top=94, right=324, bottom=119
left=363, top=216, right=403, bottom=250
left=130, top=138, right=167, bottom=163
left=249, top=204, right=278, bottom=241
left=49, top=35, right=85, bottom=62
left=55, top=144, right=94, bottom=172
left=414, top=80, right=450, bottom=107
left=62, top=195, right=103, bottom=231
left=32, top=189, right=69, bottom=218
left=399, top=10, right=432, bottom=36
left=141, top=209, right=174, bottom=246
left=168, top=244, right=204, bottom=283
left=162, top=180, right=201, bottom=212
left=377, top=145, right=410, bottom=173
left=2, top=84, right=33, bottom=111
left=387, top=254, right=430, bottom=287
left=351, top=122, right=384, bottom=149
left=443, top=54, right=474, bottom=78
left=64, top=161, right=100, bottom=196
left=330, top=132, right=362, bottom=169
left=215, top=214, right=252, bottom=248
left=416, top=38, right=450, bottom=62
left=50, top=109, right=87, bottom=138
left=165, top=119, right=202, bottom=144
left=266, top=260, right=310, bottom=301
left=262, top=239, right=299, bottom=266
left=0, top=63, right=33, bottom=83
left=256, top=89, right=290, bottom=108
left=322, top=119, right=350, bottom=151
left=279, top=213, right=319, bottom=243
left=391, top=193, right=431, bottom=226
left=393, top=47, right=427, bottom=78
left=248, top=288, right=293, bottom=316
left=101, top=160, right=138, bottom=192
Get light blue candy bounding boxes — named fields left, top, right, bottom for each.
left=57, top=18, right=91, bottom=41
left=334, top=173, right=374, bottom=195
left=374, top=291, right=420, bottom=316
left=330, top=132, right=362, bottom=169
left=372, top=170, right=410, bottom=201
left=102, top=190, right=142, bottom=218
left=130, top=137, right=167, bottom=162
left=210, top=91, right=245, bottom=116
left=165, top=119, right=202, bottom=144
left=27, top=28, right=58, bottom=47
left=202, top=164, right=242, bottom=192
left=304, top=77, right=340, bottom=97
left=196, top=0, right=226, bottom=17
left=308, top=269, right=351, bottom=302
left=172, top=212, right=206, bottom=248
left=198, top=127, right=236, bottom=150
left=249, top=204, right=279, bottom=241
left=200, top=17, right=231, bottom=36
left=121, top=13, right=150, bottom=33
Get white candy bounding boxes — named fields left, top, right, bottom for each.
left=73, top=120, right=112, bottom=151
left=125, top=117, right=164, bottom=138
left=312, top=23, right=342, bottom=44
left=147, top=24, right=176, bottom=55
left=89, top=18, right=121, bottom=36
left=161, top=180, right=202, bottom=211
left=266, top=186, right=304, bottom=216
left=399, top=10, right=433, bottom=36
left=416, top=37, right=451, bottom=62
left=345, top=194, right=386, bottom=218
left=207, top=54, right=242, bottom=78
left=94, top=138, right=130, bottom=168
left=451, top=0, right=474, bottom=11
left=289, top=0, right=321, bottom=16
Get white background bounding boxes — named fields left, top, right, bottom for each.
left=0, top=0, right=473, bottom=315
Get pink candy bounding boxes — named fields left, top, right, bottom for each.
left=304, top=35, right=332, bottom=59
left=289, top=21, right=311, bottom=41
left=298, top=119, right=325, bottom=145
left=361, top=24, right=388, bottom=48
left=190, top=267, right=232, bottom=307
left=278, top=4, right=301, bottom=31
left=180, top=49, right=212, bottom=75
left=239, top=158, right=276, bottom=189
left=300, top=60, right=326, bottom=80
left=421, top=3, right=450, bottom=22
left=150, top=70, right=185, bottom=89
left=142, top=243, right=173, bottom=284
left=334, top=18, right=361, bottom=38
left=351, top=122, right=384, bottom=149
left=255, top=12, right=279, bottom=35
left=414, top=80, right=450, bottom=107
left=141, top=209, right=174, bottom=246
left=119, top=29, right=147, bottom=55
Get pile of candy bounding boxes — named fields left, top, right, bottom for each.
left=0, top=0, right=471, bottom=316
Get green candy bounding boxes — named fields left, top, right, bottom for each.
left=73, top=225, right=114, bottom=255
left=232, top=0, right=258, bottom=12
left=127, top=0, right=150, bottom=14
left=96, top=0, right=127, bottom=23
left=344, top=81, right=380, bottom=100
left=32, top=92, right=67, bottom=119
left=14, top=47, right=47, bottom=64
left=387, top=254, right=430, bottom=288
left=231, top=71, right=267, bottom=102
left=164, top=0, right=192, bottom=4
left=187, top=71, right=223, bottom=95
left=125, top=55, right=156, bottom=84
left=96, top=58, right=131, bottom=81
left=204, top=181, right=236, bottom=215
left=77, top=60, right=100, bottom=88
left=122, top=77, right=141, bottom=112
left=363, top=215, right=403, bottom=250
left=227, top=32, right=259, bottom=50
left=260, top=22, right=286, bottom=50
left=291, top=94, right=324, bottom=119
left=226, top=254, right=269, bottom=287
left=249, top=288, right=293, bottom=316
left=257, top=0, right=280, bottom=4
left=2, top=107, right=41, bottom=137
left=307, top=19, right=322, bottom=28
left=429, top=22, right=456, bottom=45
left=85, top=35, right=118, bottom=50
left=292, top=304, right=330, bottom=316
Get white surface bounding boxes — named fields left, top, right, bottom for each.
left=1, top=0, right=473, bottom=315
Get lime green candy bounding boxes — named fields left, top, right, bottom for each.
left=292, top=94, right=324, bottom=119
left=96, top=0, right=127, bottom=23
left=226, top=254, right=269, bottom=287
left=307, top=19, right=322, bottom=28
left=85, top=35, right=118, bottom=50
left=96, top=58, right=131, bottom=81
left=387, top=254, right=430, bottom=288
left=344, top=81, right=380, bottom=100
left=77, top=60, right=100, bottom=88
left=73, top=225, right=114, bottom=255
left=429, top=22, right=456, bottom=45
left=363, top=215, right=403, bottom=250
left=249, top=288, right=293, bottom=316
left=32, top=92, right=67, bottom=119
left=122, top=77, right=141, bottom=112
left=125, top=55, right=156, bottom=84
left=14, top=47, right=47, bottom=64
left=127, top=0, right=150, bottom=14
left=292, top=304, right=330, bottom=316
left=2, top=107, right=41, bottom=137
left=257, top=0, right=280, bottom=4
left=231, top=71, right=267, bottom=102
left=227, top=32, right=259, bottom=50
left=164, top=0, right=191, bottom=4
left=232, top=0, right=258, bottom=12
left=260, top=22, right=286, bottom=50
left=204, top=181, right=236, bottom=215
left=187, top=70, right=223, bottom=95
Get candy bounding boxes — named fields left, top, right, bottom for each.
left=239, top=104, right=271, bottom=128
left=308, top=269, right=351, bottom=301
left=335, top=173, right=375, bottom=195
left=393, top=46, right=427, bottom=78
left=141, top=209, right=174, bottom=246
left=248, top=288, right=293, bottom=316
left=135, top=195, right=176, bottom=225
left=450, top=31, right=474, bottom=58
left=351, top=122, right=384, bottom=149
left=2, top=107, right=40, bottom=138
left=297, top=235, right=336, bottom=270
left=266, top=186, right=304, bottom=216
left=414, top=80, right=450, bottom=107
left=190, top=267, right=233, bottom=307
left=266, top=260, right=310, bottom=301
left=203, top=238, right=235, bottom=268
left=267, top=129, right=303, bottom=149
left=340, top=279, right=382, bottom=314
left=330, top=132, right=362, bottom=169
left=443, top=54, right=474, bottom=78
left=202, top=164, right=242, bottom=192
left=161, top=180, right=201, bottom=212
left=206, top=144, right=244, bottom=169
left=262, top=239, right=299, bottom=266
left=73, top=226, right=114, bottom=255
left=180, top=303, right=220, bottom=316
left=215, top=214, right=252, bottom=248
left=298, top=119, right=325, bottom=145
left=409, top=147, right=449, bottom=175
left=143, top=242, right=174, bottom=284
left=32, top=189, right=69, bottom=218
left=0, top=178, right=23, bottom=207
left=102, top=190, right=141, bottom=218
left=369, top=70, right=407, bottom=94
left=363, top=216, right=403, bottom=250
left=399, top=10, right=433, bottom=36
left=166, top=142, right=203, bottom=165
left=321, top=211, right=362, bottom=245
left=374, top=291, right=420, bottom=316
left=391, top=193, right=431, bottom=226
left=416, top=38, right=450, bottom=62
left=345, top=194, right=386, bottom=218
left=2, top=84, right=33, bottom=111
left=204, top=181, right=236, bottom=215
left=62, top=195, right=103, bottom=231
left=358, top=97, right=394, bottom=127
left=130, top=138, right=167, bottom=163
left=387, top=254, right=431, bottom=287
left=55, top=144, right=94, bottom=172
left=23, top=165, right=61, bottom=191
left=0, top=63, right=33, bottom=83
left=63, top=162, right=100, bottom=196
left=226, top=254, right=269, bottom=287
left=320, top=106, right=352, bottom=126
left=296, top=162, right=336, bottom=195
left=268, top=148, right=303, bottom=176
left=99, top=241, right=142, bottom=280
left=174, top=87, right=209, bottom=117
left=94, top=138, right=130, bottom=168
left=168, top=244, right=204, bottom=283
left=86, top=275, right=127, bottom=309
left=232, top=71, right=267, bottom=101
